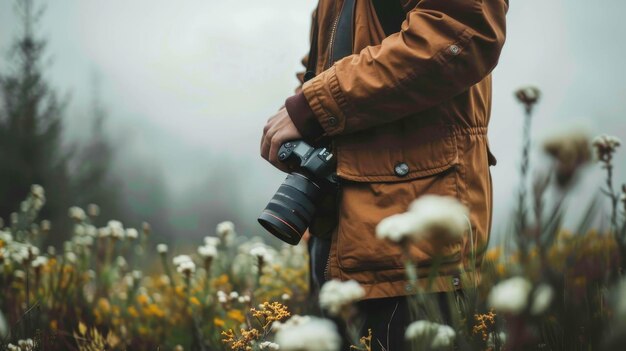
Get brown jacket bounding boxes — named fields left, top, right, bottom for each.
left=285, top=0, right=508, bottom=299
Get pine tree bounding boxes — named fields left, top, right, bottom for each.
left=0, top=0, right=73, bottom=242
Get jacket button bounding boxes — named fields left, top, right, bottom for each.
left=448, top=44, right=460, bottom=55
left=394, top=162, right=409, bottom=177
left=328, top=116, right=338, bottom=126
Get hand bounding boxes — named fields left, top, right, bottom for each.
left=260, top=107, right=303, bottom=172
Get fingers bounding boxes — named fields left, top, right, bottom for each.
left=268, top=130, right=281, bottom=166
left=260, top=115, right=275, bottom=160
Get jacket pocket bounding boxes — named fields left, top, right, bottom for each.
left=335, top=125, right=459, bottom=182
left=333, top=126, right=463, bottom=272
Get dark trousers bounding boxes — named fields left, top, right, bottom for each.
left=353, top=293, right=455, bottom=351
left=309, top=237, right=457, bottom=351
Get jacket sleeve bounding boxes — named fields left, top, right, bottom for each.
left=294, top=54, right=308, bottom=93
left=286, top=0, right=508, bottom=140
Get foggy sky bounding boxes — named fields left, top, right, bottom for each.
left=1, top=0, right=625, bottom=237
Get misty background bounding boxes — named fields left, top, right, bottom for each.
left=0, top=0, right=624, bottom=247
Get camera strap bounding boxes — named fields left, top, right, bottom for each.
left=304, top=0, right=405, bottom=83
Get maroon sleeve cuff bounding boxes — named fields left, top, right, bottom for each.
left=285, top=91, right=325, bottom=143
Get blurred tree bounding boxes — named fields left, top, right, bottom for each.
left=0, top=0, right=74, bottom=242
left=69, top=73, right=126, bottom=225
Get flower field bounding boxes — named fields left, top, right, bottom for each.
left=1, top=90, right=626, bottom=351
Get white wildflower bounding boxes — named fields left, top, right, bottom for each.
left=515, top=86, right=541, bottom=108
left=108, top=220, right=125, bottom=239
left=217, top=290, right=228, bottom=304
left=74, top=224, right=86, bottom=236
left=27, top=245, right=40, bottom=259
left=375, top=213, right=418, bottom=243
left=281, top=293, right=291, bottom=301
left=84, top=225, right=97, bottom=237
left=250, top=245, right=274, bottom=263
left=405, top=320, right=456, bottom=349
left=204, top=236, right=221, bottom=247
left=543, top=129, right=592, bottom=186
left=98, top=227, right=111, bottom=238
left=31, top=185, right=45, bottom=199
left=87, top=204, right=100, bottom=217
left=229, top=291, right=239, bottom=300
left=592, top=134, right=621, bottom=162
left=376, top=195, right=468, bottom=244
left=530, top=283, right=554, bottom=315
left=159, top=275, right=171, bottom=286
left=77, top=235, right=94, bottom=247
left=132, top=270, right=143, bottom=280
left=68, top=206, right=86, bottom=221
left=488, top=276, right=532, bottom=314
left=11, top=247, right=28, bottom=264
left=40, top=220, right=51, bottom=231
left=18, top=338, right=35, bottom=351
left=275, top=316, right=340, bottom=351
left=487, top=332, right=507, bottom=349
left=116, top=256, right=127, bottom=268
left=237, top=295, right=251, bottom=304
left=33, top=198, right=45, bottom=211
left=173, top=255, right=192, bottom=266
left=65, top=252, right=77, bottom=264
left=259, top=341, right=280, bottom=350
left=11, top=247, right=29, bottom=264
left=0, top=231, right=12, bottom=244
left=31, top=256, right=48, bottom=269
left=216, top=221, right=236, bottom=242
left=176, top=260, right=196, bottom=275
left=125, top=228, right=139, bottom=240
left=272, top=315, right=311, bottom=332
left=198, top=245, right=218, bottom=259
left=432, top=325, right=456, bottom=348
left=46, top=246, right=56, bottom=256
left=319, top=279, right=365, bottom=316
left=142, top=222, right=151, bottom=235
left=123, top=274, right=134, bottom=287
left=157, top=243, right=168, bottom=254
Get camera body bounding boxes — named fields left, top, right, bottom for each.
left=258, top=141, right=338, bottom=245
left=277, top=141, right=338, bottom=188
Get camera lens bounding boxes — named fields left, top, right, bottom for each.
left=258, top=173, right=321, bottom=245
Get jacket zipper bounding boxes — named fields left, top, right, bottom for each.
left=324, top=187, right=342, bottom=282
left=324, top=254, right=331, bottom=281
left=325, top=1, right=344, bottom=69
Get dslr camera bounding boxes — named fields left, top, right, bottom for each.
left=258, top=140, right=338, bottom=245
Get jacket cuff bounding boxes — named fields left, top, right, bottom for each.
left=285, top=91, right=325, bottom=143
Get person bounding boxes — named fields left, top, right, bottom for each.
left=261, top=0, right=507, bottom=349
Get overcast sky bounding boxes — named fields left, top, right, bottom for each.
left=1, top=0, right=625, bottom=235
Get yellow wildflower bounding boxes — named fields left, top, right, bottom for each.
left=190, top=296, right=201, bottom=306
left=137, top=294, right=149, bottom=305
left=145, top=304, right=165, bottom=318
left=227, top=309, right=246, bottom=324
left=485, top=248, right=501, bottom=262
left=214, top=318, right=226, bottom=328
left=214, top=274, right=229, bottom=286
left=472, top=310, right=496, bottom=341
left=97, top=298, right=111, bottom=314
left=127, top=306, right=139, bottom=318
